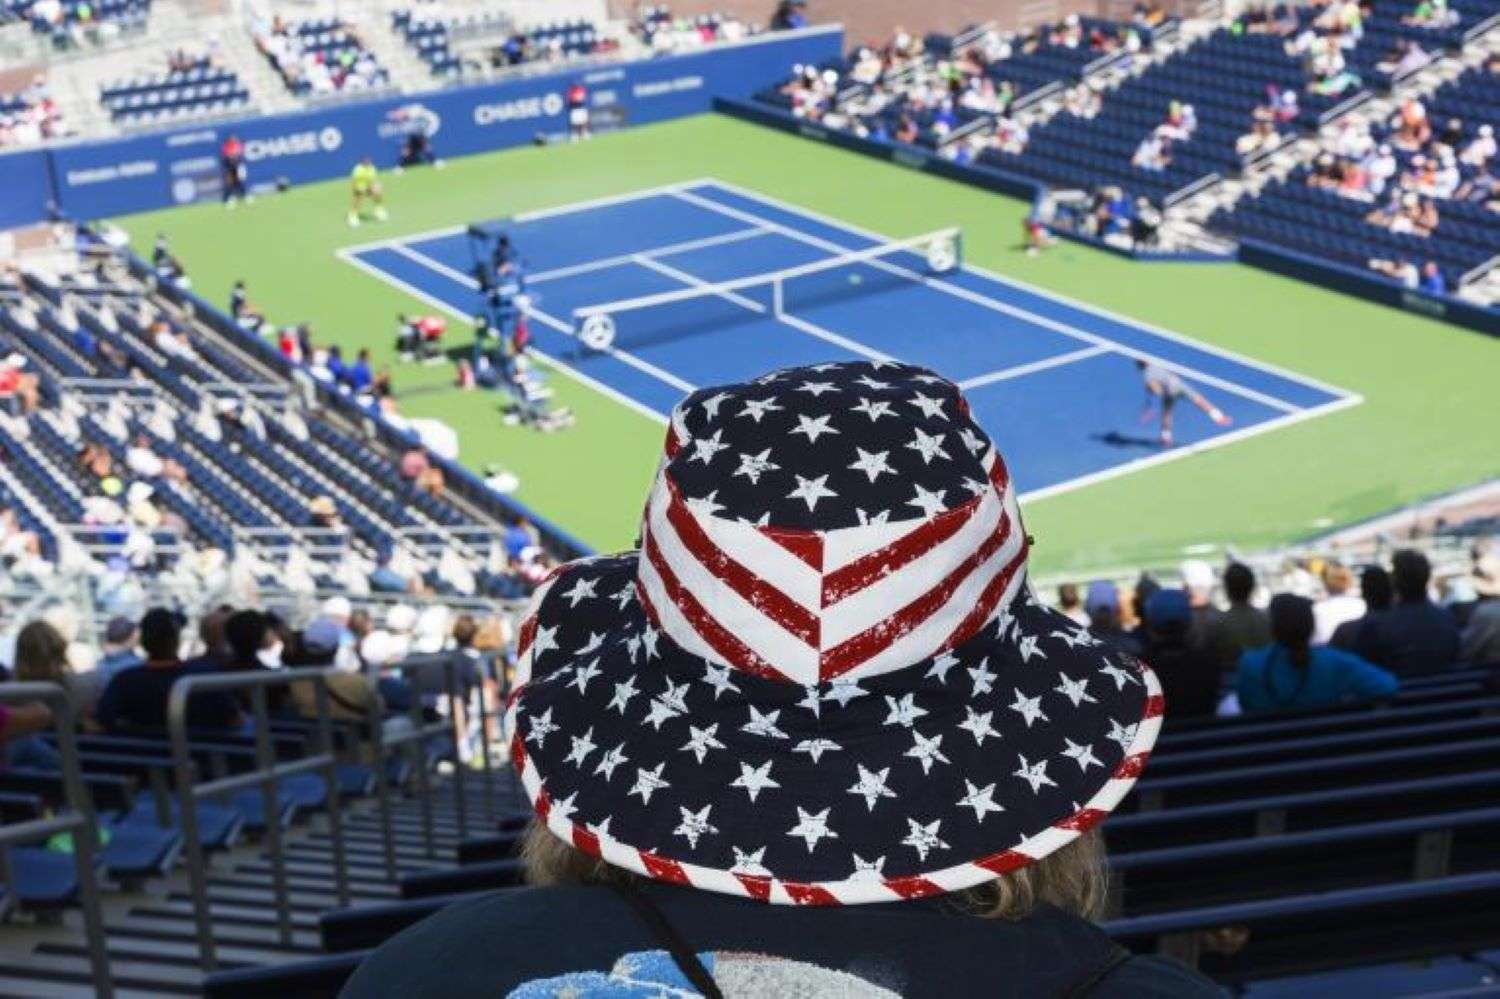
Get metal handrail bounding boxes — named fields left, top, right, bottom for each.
left=167, top=669, right=347, bottom=971
left=0, top=683, right=112, bottom=998
left=362, top=653, right=498, bottom=880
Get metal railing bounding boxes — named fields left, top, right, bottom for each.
left=0, top=683, right=112, bottom=998
left=168, top=669, right=348, bottom=971
left=363, top=653, right=500, bottom=880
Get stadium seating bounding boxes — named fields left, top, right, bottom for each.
left=99, top=57, right=250, bottom=126
left=391, top=9, right=601, bottom=78
left=255, top=16, right=390, bottom=97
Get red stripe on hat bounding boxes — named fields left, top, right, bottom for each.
left=1143, top=693, right=1165, bottom=719
left=1055, top=808, right=1109, bottom=833
left=882, top=875, right=946, bottom=899
left=734, top=873, right=772, bottom=902
left=1114, top=752, right=1149, bottom=781
left=974, top=849, right=1033, bottom=875
left=820, top=511, right=1013, bottom=680
left=516, top=614, right=537, bottom=659
left=640, top=851, right=691, bottom=885
left=662, top=480, right=820, bottom=648
left=639, top=534, right=794, bottom=684
left=783, top=882, right=839, bottom=905
left=534, top=787, right=552, bottom=821
left=758, top=524, right=823, bottom=571
left=938, top=538, right=1028, bottom=656
left=571, top=826, right=601, bottom=857
left=821, top=490, right=981, bottom=607
left=664, top=424, right=684, bottom=458
left=510, top=733, right=527, bottom=774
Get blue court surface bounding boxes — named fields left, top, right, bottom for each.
left=339, top=178, right=1360, bottom=500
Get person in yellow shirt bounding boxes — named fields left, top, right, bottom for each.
left=349, top=156, right=388, bottom=227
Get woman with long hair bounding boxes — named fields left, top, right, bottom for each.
left=1236, top=594, right=1399, bottom=713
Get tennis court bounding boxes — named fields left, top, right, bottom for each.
left=340, top=178, right=1360, bottom=499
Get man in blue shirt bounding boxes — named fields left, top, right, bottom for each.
left=346, top=348, right=374, bottom=393
left=1418, top=261, right=1447, bottom=296
left=95, top=616, right=142, bottom=686
left=96, top=609, right=243, bottom=732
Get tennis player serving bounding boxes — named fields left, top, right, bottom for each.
left=348, top=156, right=388, bottom=227
left=1136, top=357, right=1231, bottom=447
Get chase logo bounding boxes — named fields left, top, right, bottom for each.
left=473, top=92, right=566, bottom=126
left=172, top=177, right=198, bottom=204
left=380, top=103, right=442, bottom=139
left=243, top=127, right=343, bottom=161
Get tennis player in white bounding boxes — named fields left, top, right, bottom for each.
left=1136, top=357, right=1232, bottom=447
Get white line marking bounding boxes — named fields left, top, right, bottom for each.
left=671, top=187, right=1301, bottom=415
left=334, top=247, right=671, bottom=424
left=339, top=223, right=467, bottom=257
left=697, top=178, right=1360, bottom=402
left=1017, top=393, right=1365, bottom=503
left=511, top=179, right=717, bottom=223
left=958, top=346, right=1110, bottom=390
left=530, top=227, right=771, bottom=284
left=631, top=255, right=767, bottom=313
left=378, top=243, right=697, bottom=396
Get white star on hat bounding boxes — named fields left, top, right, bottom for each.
left=525, top=707, right=558, bottom=747
left=957, top=780, right=1005, bottom=823
left=787, top=473, right=838, bottom=512
left=559, top=576, right=598, bottom=607
left=674, top=804, right=718, bottom=849
left=847, top=764, right=897, bottom=812
left=628, top=762, right=671, bottom=804
left=567, top=658, right=601, bottom=695
left=680, top=723, right=725, bottom=763
left=852, top=397, right=895, bottom=422
left=738, top=396, right=783, bottom=423
left=689, top=428, right=730, bottom=465
left=906, top=426, right=951, bottom=464
left=907, top=483, right=948, bottom=518
left=906, top=730, right=951, bottom=774
left=796, top=380, right=838, bottom=397
left=1009, top=689, right=1050, bottom=728
left=901, top=817, right=949, bottom=861
left=909, top=392, right=948, bottom=420
left=530, top=623, right=559, bottom=661
left=958, top=706, right=1001, bottom=745
left=700, top=662, right=741, bottom=701
left=594, top=744, right=629, bottom=781
left=730, top=759, right=780, bottom=802
left=968, top=658, right=997, bottom=696
left=883, top=692, right=927, bottom=728
left=848, top=447, right=896, bottom=484
left=1054, top=673, right=1098, bottom=707
left=787, top=807, right=838, bottom=853
left=733, top=448, right=781, bottom=485
left=1100, top=663, right=1140, bottom=690
left=607, top=675, right=639, bottom=715
left=822, top=678, right=866, bottom=707
left=742, top=705, right=789, bottom=739
left=789, top=412, right=840, bottom=443
left=563, top=727, right=597, bottom=767
left=700, top=391, right=732, bottom=420
left=1013, top=754, right=1056, bottom=794
left=792, top=738, right=841, bottom=762
left=1062, top=738, right=1104, bottom=772
left=732, top=846, right=771, bottom=876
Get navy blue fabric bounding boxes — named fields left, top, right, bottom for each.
left=342, top=884, right=1223, bottom=998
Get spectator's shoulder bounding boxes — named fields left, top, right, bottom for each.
left=1095, top=955, right=1227, bottom=997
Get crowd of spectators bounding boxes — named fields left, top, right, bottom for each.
left=0, top=75, right=68, bottom=149
left=631, top=6, right=755, bottom=55
left=0, top=595, right=517, bottom=765
left=253, top=14, right=387, bottom=96
left=1051, top=541, right=1500, bottom=719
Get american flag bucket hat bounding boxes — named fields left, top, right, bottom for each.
left=507, top=361, right=1162, bottom=905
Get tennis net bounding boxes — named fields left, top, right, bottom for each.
left=570, top=227, right=963, bottom=351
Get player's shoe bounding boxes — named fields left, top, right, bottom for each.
left=347, top=212, right=360, bottom=227
left=375, top=206, right=389, bottom=221
left=1160, top=429, right=1174, bottom=447
left=1209, top=408, right=1232, bottom=426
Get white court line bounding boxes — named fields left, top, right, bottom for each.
left=336, top=177, right=725, bottom=259
left=671, top=187, right=1301, bottom=416
left=631, top=255, right=767, bottom=313
left=334, top=246, right=674, bottom=423
left=696, top=178, right=1361, bottom=403
left=531, top=227, right=770, bottom=285
left=958, top=346, right=1110, bottom=391
left=380, top=243, right=696, bottom=396
left=631, top=254, right=897, bottom=364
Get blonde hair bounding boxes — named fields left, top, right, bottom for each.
left=520, top=822, right=1109, bottom=921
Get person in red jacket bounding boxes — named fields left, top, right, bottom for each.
left=566, top=82, right=590, bottom=141
left=220, top=134, right=248, bottom=206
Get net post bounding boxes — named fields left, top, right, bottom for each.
left=773, top=277, right=784, bottom=318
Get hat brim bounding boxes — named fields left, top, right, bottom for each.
left=510, top=555, right=1164, bottom=906
left=509, top=555, right=1161, bottom=905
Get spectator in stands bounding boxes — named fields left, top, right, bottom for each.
left=1461, top=593, right=1500, bottom=666
left=125, top=434, right=187, bottom=484
left=1236, top=594, right=1398, bottom=713
left=152, top=234, right=189, bottom=289
left=1403, top=0, right=1459, bottom=29
left=346, top=349, right=374, bottom=393
left=229, top=280, right=265, bottom=332
left=308, top=495, right=344, bottom=532
left=1220, top=562, right=1270, bottom=661
left=1418, top=261, right=1447, bottom=295
left=344, top=361, right=1218, bottom=999
left=0, top=353, right=39, bottom=414
left=1313, top=561, right=1365, bottom=643
left=187, top=604, right=233, bottom=671
left=1368, top=257, right=1420, bottom=287
left=1142, top=588, right=1221, bottom=718
left=1460, top=124, right=1496, bottom=170
left=221, top=609, right=288, bottom=713
left=96, top=609, right=243, bottom=731
left=95, top=616, right=142, bottom=689
left=1055, top=583, right=1090, bottom=626
left=1085, top=580, right=1142, bottom=656
left=1355, top=550, right=1460, bottom=676
left=6, top=621, right=71, bottom=768
left=1377, top=38, right=1430, bottom=78
left=1331, top=565, right=1393, bottom=649
left=0, top=695, right=54, bottom=764
left=1132, top=132, right=1171, bottom=171
left=1181, top=559, right=1235, bottom=678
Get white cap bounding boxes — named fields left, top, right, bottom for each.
left=360, top=630, right=400, bottom=668
left=385, top=603, right=417, bottom=634
left=126, top=481, right=155, bottom=506
left=321, top=595, right=352, bottom=620
left=1179, top=559, right=1215, bottom=594
left=3, top=353, right=25, bottom=368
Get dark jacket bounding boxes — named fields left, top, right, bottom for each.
left=342, top=883, right=1222, bottom=998
left=1142, top=639, right=1222, bottom=720
left=1354, top=601, right=1460, bottom=677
